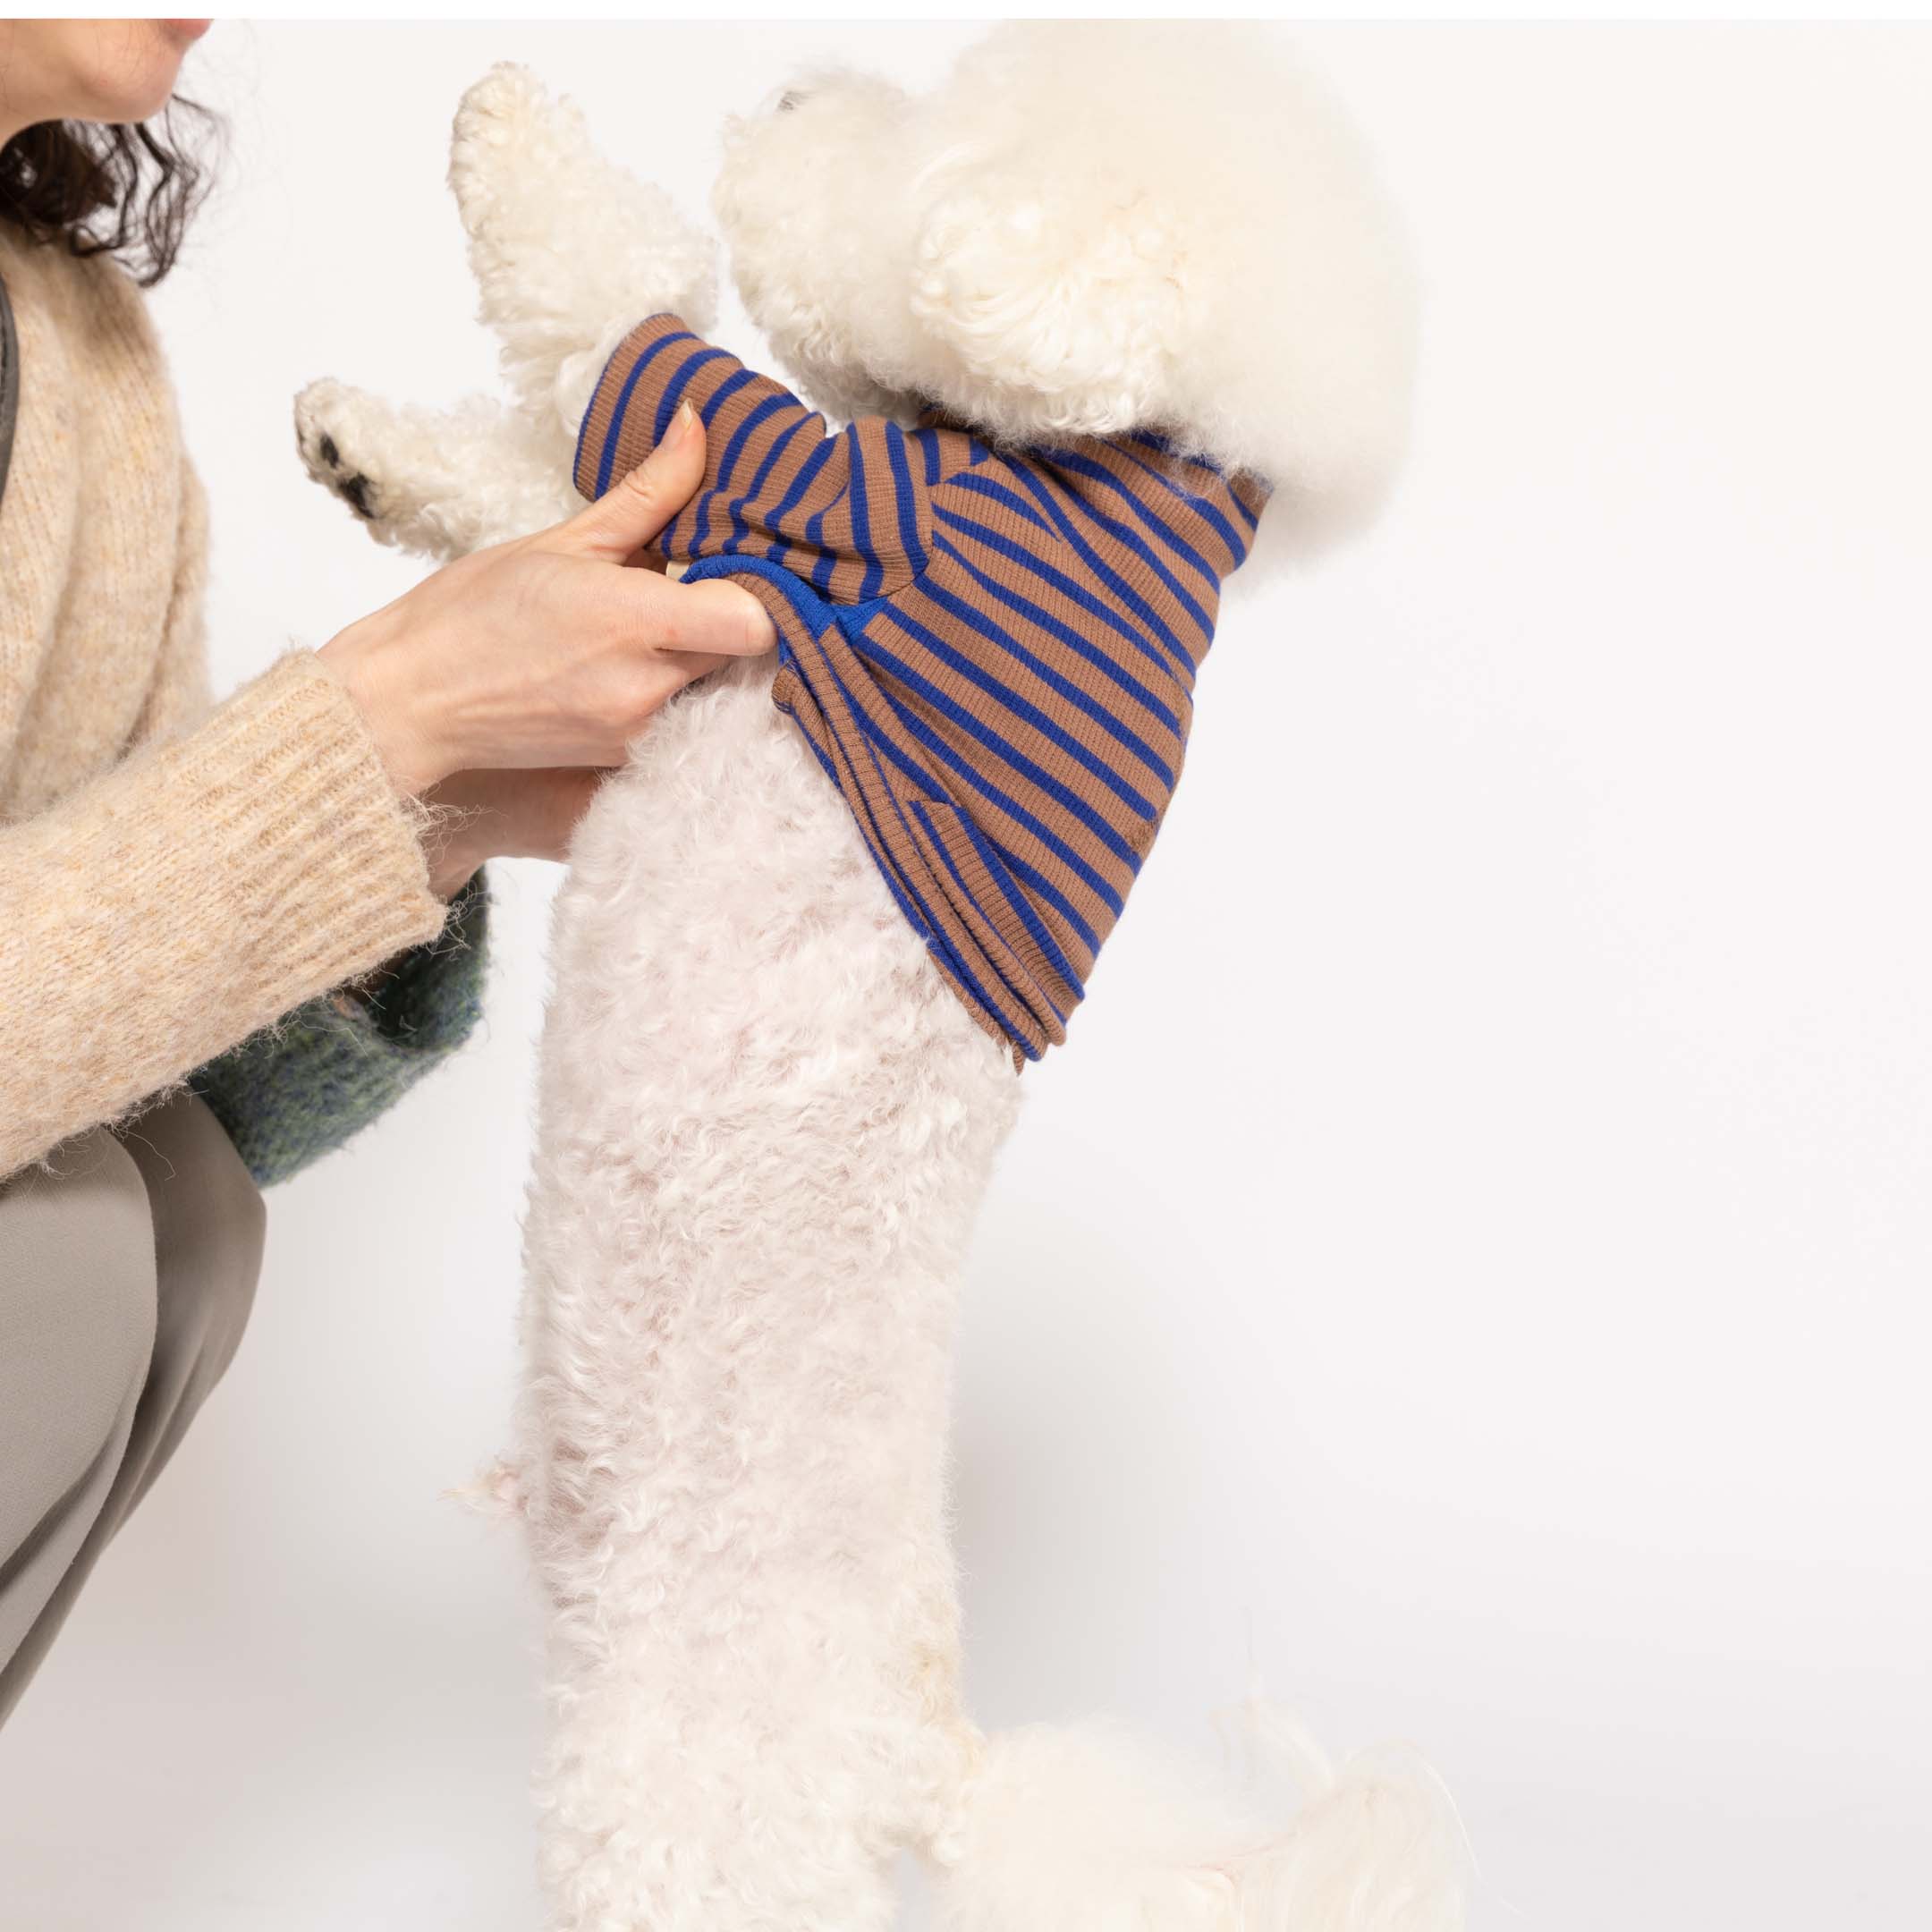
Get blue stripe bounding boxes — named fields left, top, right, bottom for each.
left=1131, top=431, right=1259, bottom=529
left=572, top=326, right=645, bottom=496
left=716, top=389, right=787, bottom=487
left=723, top=411, right=813, bottom=555
left=933, top=535, right=1181, bottom=739
left=890, top=591, right=1165, bottom=811
left=1131, top=428, right=1227, bottom=479
left=846, top=426, right=883, bottom=601
left=869, top=634, right=1140, bottom=874
left=690, top=387, right=781, bottom=552
left=860, top=627, right=1138, bottom=894
left=1049, top=447, right=1230, bottom=586
left=1006, top=462, right=1206, bottom=665
left=593, top=328, right=696, bottom=496
left=911, top=792, right=1081, bottom=1004
left=933, top=506, right=1186, bottom=691
left=685, top=369, right=760, bottom=553
left=862, top=718, right=1105, bottom=956
left=652, top=345, right=733, bottom=445
left=698, top=367, right=758, bottom=438
left=942, top=470, right=1055, bottom=538
left=1034, top=455, right=1219, bottom=637
left=807, top=496, right=837, bottom=593
left=767, top=436, right=837, bottom=572
left=885, top=424, right=928, bottom=575
left=981, top=841, right=1089, bottom=990
left=917, top=566, right=1174, bottom=787
left=912, top=801, right=1073, bottom=1022
left=1106, top=442, right=1250, bottom=564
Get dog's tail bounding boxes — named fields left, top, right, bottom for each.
left=929, top=1698, right=1471, bottom=1932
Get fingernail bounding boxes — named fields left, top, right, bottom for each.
left=673, top=399, right=699, bottom=444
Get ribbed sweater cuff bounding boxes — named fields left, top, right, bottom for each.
left=188, top=649, right=447, bottom=990
left=0, top=650, right=448, bottom=1177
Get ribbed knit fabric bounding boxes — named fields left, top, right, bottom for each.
left=576, top=315, right=1268, bottom=1061
left=0, top=226, right=480, bottom=1180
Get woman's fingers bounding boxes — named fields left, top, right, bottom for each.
left=561, top=401, right=706, bottom=563
left=320, top=394, right=775, bottom=793
left=419, top=765, right=612, bottom=894
left=641, top=577, right=778, bottom=658
left=556, top=400, right=776, bottom=656
left=543, top=395, right=776, bottom=657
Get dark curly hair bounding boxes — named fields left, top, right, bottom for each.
left=0, top=99, right=217, bottom=288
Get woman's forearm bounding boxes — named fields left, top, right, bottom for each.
left=0, top=650, right=445, bottom=1178
left=0, top=390, right=779, bottom=1182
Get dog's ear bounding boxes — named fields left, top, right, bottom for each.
left=905, top=23, right=1417, bottom=555
left=908, top=157, right=1189, bottom=444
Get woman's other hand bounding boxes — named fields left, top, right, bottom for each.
left=318, top=401, right=773, bottom=798
left=418, top=767, right=606, bottom=899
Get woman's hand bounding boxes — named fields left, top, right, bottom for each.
left=318, top=402, right=774, bottom=798
left=419, top=767, right=606, bottom=899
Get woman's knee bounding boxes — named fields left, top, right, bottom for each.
left=0, top=1132, right=159, bottom=1528
left=188, top=1113, right=265, bottom=1384
left=123, top=1092, right=265, bottom=1391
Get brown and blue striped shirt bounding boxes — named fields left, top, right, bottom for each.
left=575, top=314, right=1268, bottom=1063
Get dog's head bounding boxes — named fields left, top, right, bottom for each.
left=716, top=23, right=1418, bottom=548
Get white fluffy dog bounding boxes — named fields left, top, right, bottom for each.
left=297, top=24, right=1466, bottom=1932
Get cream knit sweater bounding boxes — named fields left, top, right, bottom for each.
left=0, top=227, right=452, bottom=1178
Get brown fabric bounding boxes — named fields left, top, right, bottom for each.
left=575, top=315, right=1268, bottom=1061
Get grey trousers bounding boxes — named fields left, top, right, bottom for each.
left=0, top=1090, right=265, bottom=1727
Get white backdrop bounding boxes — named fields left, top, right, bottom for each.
left=4, top=23, right=1929, bottom=1932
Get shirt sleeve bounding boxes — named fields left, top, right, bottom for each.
left=572, top=314, right=932, bottom=603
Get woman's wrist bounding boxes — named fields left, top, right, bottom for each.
left=319, top=610, right=452, bottom=799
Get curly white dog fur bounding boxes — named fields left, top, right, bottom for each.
left=296, top=26, right=1466, bottom=1932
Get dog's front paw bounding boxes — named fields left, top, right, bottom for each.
left=294, top=379, right=391, bottom=528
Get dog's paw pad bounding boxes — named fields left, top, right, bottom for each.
left=295, top=386, right=385, bottom=522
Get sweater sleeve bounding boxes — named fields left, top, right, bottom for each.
left=0, top=649, right=448, bottom=1179
left=191, top=867, right=489, bottom=1185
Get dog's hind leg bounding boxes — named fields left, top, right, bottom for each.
left=513, top=668, right=1021, bottom=1931
left=293, top=382, right=573, bottom=561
